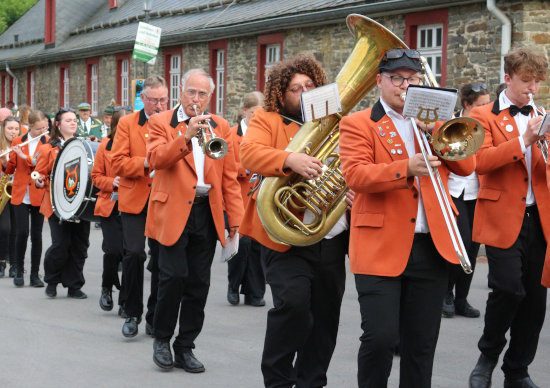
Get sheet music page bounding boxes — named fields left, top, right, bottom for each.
left=403, top=85, right=458, bottom=122
left=220, top=231, right=240, bottom=262
left=538, top=113, right=550, bottom=136
left=300, top=82, right=342, bottom=122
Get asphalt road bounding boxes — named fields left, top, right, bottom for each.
left=1, top=223, right=549, bottom=387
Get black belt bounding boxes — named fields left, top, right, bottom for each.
left=194, top=195, right=209, bottom=204
left=525, top=205, right=538, bottom=217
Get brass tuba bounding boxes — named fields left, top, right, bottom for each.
left=256, top=14, right=407, bottom=246
left=0, top=173, right=12, bottom=215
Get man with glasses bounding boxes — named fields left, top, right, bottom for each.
left=146, top=69, right=243, bottom=372
left=339, top=48, right=475, bottom=387
left=111, top=75, right=168, bottom=339
left=240, top=55, right=351, bottom=388
left=76, top=102, right=103, bottom=140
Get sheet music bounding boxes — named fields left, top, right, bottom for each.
left=220, top=231, right=240, bottom=262
left=538, top=113, right=550, bottom=136
left=300, top=82, right=341, bottom=122
left=403, top=85, right=458, bottom=122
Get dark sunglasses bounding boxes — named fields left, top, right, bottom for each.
left=4, top=115, right=21, bottom=122
left=114, top=105, right=133, bottom=112
left=384, top=48, right=421, bottom=60
left=59, top=107, right=76, bottom=113
left=471, top=83, right=488, bottom=92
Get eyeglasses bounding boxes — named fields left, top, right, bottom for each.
left=382, top=73, right=422, bottom=87
left=59, top=107, right=76, bottom=113
left=4, top=116, right=21, bottom=122
left=114, top=105, right=133, bottom=112
left=384, top=48, right=421, bottom=60
left=144, top=96, right=169, bottom=105
left=471, top=83, right=488, bottom=92
left=183, top=89, right=210, bottom=100
left=287, top=81, right=316, bottom=94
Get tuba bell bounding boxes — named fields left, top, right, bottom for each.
left=256, top=14, right=407, bottom=246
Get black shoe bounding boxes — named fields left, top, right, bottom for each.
left=0, top=261, right=6, bottom=277
left=30, top=273, right=44, bottom=288
left=118, top=306, right=128, bottom=319
left=122, top=317, right=139, bottom=338
left=153, top=339, right=174, bottom=370
left=244, top=295, right=265, bottom=307
left=146, top=321, right=154, bottom=337
left=442, top=292, right=455, bottom=318
left=469, top=354, right=498, bottom=388
left=13, top=272, right=24, bottom=287
left=8, top=265, right=16, bottom=278
left=504, top=376, right=539, bottom=388
left=227, top=286, right=239, bottom=305
left=68, top=289, right=87, bottom=299
left=455, top=299, right=480, bottom=318
left=45, top=283, right=57, bottom=298
left=99, top=287, right=113, bottom=311
left=174, top=350, right=205, bottom=373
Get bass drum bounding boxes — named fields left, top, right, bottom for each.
left=50, top=137, right=100, bottom=222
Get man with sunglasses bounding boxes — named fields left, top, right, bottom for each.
left=111, top=75, right=168, bottom=339
left=468, top=47, right=550, bottom=388
left=145, top=68, right=243, bottom=372
left=339, top=48, right=475, bottom=388
left=240, top=55, right=351, bottom=388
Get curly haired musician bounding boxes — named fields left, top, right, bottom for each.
left=468, top=47, right=550, bottom=388
left=339, top=48, right=475, bottom=388
left=240, top=55, right=351, bottom=388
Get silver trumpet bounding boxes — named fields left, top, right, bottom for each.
left=528, top=93, right=548, bottom=163
left=192, top=104, right=228, bottom=159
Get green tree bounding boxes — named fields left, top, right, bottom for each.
left=0, top=0, right=39, bottom=35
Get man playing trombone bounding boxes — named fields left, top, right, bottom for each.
left=339, top=48, right=475, bottom=388
left=468, top=47, right=550, bottom=388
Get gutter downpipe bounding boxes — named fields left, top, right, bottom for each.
left=487, top=0, right=511, bottom=83
left=5, top=62, right=19, bottom=108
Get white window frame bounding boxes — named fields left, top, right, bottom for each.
left=63, top=68, right=70, bottom=107
left=417, top=24, right=443, bottom=84
left=264, top=44, right=281, bottom=81
left=121, top=59, right=129, bottom=106
left=29, top=71, right=35, bottom=108
left=169, top=55, right=181, bottom=108
left=215, top=49, right=225, bottom=116
left=91, top=64, right=98, bottom=116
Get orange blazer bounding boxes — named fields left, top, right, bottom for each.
left=91, top=138, right=117, bottom=217
left=231, top=123, right=255, bottom=208
left=111, top=110, right=153, bottom=214
left=5, top=133, right=47, bottom=206
left=239, top=109, right=303, bottom=252
left=34, top=142, right=61, bottom=218
left=145, top=107, right=244, bottom=247
left=339, top=101, right=475, bottom=276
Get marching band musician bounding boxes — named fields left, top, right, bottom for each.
left=240, top=55, right=351, bottom=388
left=468, top=47, right=550, bottom=388
left=111, top=75, right=168, bottom=338
left=147, top=68, right=243, bottom=372
left=339, top=48, right=475, bottom=388
left=5, top=111, right=49, bottom=287
left=34, top=108, right=90, bottom=299
left=91, top=108, right=128, bottom=312
left=226, top=90, right=266, bottom=307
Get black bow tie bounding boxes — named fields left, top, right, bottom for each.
left=509, top=104, right=533, bottom=117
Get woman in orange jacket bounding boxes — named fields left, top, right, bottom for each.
left=0, top=115, right=21, bottom=278
left=34, top=108, right=90, bottom=299
left=92, top=108, right=128, bottom=312
left=5, top=111, right=49, bottom=287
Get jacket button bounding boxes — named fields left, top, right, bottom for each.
left=411, top=218, right=416, bottom=223
left=148, top=183, right=151, bottom=187
left=193, top=185, right=196, bottom=189
left=180, top=148, right=183, bottom=152
left=396, top=173, right=400, bottom=178
left=275, top=168, right=279, bottom=172
left=413, top=193, right=418, bottom=198
left=522, top=197, right=526, bottom=201
left=513, top=156, right=518, bottom=160
left=524, top=178, right=528, bottom=182
left=188, top=201, right=192, bottom=204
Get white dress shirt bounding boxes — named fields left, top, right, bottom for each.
left=80, top=118, right=92, bottom=134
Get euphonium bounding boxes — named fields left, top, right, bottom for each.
left=256, top=14, right=407, bottom=246
left=0, top=173, right=12, bottom=215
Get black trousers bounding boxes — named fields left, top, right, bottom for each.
left=228, top=236, right=266, bottom=298
left=99, top=203, right=122, bottom=291
left=448, top=194, right=480, bottom=300
left=153, top=200, right=217, bottom=352
left=355, top=233, right=448, bottom=388
left=120, top=208, right=159, bottom=321
left=478, top=205, right=547, bottom=380
left=13, top=203, right=44, bottom=275
left=43, top=214, right=90, bottom=290
left=261, top=231, right=347, bottom=388
left=0, top=202, right=16, bottom=266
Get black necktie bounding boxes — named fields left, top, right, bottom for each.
left=509, top=104, right=533, bottom=116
